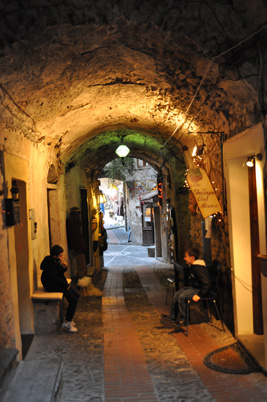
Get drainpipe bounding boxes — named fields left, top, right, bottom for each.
left=123, top=181, right=128, bottom=231
left=161, top=166, right=171, bottom=263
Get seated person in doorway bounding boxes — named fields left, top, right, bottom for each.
left=40, top=245, right=80, bottom=333
left=162, top=247, right=211, bottom=325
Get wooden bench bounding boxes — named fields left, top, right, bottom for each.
left=32, top=279, right=71, bottom=335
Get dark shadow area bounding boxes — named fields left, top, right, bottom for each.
left=21, top=334, right=34, bottom=359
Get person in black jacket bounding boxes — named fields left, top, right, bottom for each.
left=41, top=245, right=80, bottom=333
left=162, top=247, right=211, bottom=325
left=66, top=207, right=87, bottom=281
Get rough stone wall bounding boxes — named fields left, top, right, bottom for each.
left=190, top=211, right=234, bottom=329
left=0, top=0, right=264, bottom=163
left=169, top=159, right=191, bottom=262
left=188, top=132, right=226, bottom=256
left=187, top=133, right=234, bottom=330
left=0, top=1, right=265, bottom=46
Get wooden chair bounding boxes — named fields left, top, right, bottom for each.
left=165, top=261, right=187, bottom=304
left=185, top=260, right=225, bottom=336
left=165, top=277, right=175, bottom=304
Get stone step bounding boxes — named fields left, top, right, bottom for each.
left=147, top=246, right=155, bottom=257
left=0, top=348, right=18, bottom=390
left=1, top=358, right=63, bottom=402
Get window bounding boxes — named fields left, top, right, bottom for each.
left=137, top=159, right=148, bottom=168
left=143, top=205, right=153, bottom=227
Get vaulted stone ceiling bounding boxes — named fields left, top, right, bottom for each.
left=0, top=0, right=266, bottom=172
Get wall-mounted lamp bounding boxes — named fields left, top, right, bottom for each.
left=11, top=180, right=19, bottom=200
left=246, top=153, right=262, bottom=168
left=192, top=145, right=205, bottom=157
left=246, top=157, right=254, bottom=168
left=115, top=145, right=130, bottom=157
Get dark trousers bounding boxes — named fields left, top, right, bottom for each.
left=63, top=286, right=80, bottom=321
left=170, top=287, right=200, bottom=319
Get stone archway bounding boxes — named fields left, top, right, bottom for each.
left=1, top=0, right=267, bottom=358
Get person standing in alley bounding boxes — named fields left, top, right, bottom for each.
left=40, top=244, right=80, bottom=333
left=98, top=211, right=108, bottom=257
left=66, top=207, right=87, bottom=282
left=162, top=247, right=211, bottom=325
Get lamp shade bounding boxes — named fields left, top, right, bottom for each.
left=115, top=145, right=130, bottom=157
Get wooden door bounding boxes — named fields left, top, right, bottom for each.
left=248, top=165, right=263, bottom=334
left=142, top=202, right=154, bottom=246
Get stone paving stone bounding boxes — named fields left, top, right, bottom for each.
left=173, top=324, right=267, bottom=402
left=122, top=268, right=214, bottom=402
left=103, top=265, right=158, bottom=402
left=26, top=288, right=105, bottom=402
left=21, top=241, right=267, bottom=402
left=107, top=227, right=129, bottom=244
left=133, top=264, right=267, bottom=402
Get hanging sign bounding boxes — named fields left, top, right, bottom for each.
left=187, top=167, right=221, bottom=219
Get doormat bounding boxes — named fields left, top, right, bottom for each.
left=203, top=343, right=259, bottom=374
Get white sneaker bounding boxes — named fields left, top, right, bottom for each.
left=62, top=321, right=78, bottom=333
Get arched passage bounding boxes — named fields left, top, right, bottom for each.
left=62, top=127, right=189, bottom=276
left=1, top=0, right=267, bottom=365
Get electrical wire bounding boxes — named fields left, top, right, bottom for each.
left=161, top=24, right=267, bottom=149
left=213, top=24, right=267, bottom=60
left=232, top=271, right=262, bottom=295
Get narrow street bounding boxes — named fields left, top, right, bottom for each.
left=2, top=3, right=267, bottom=396
left=24, top=229, right=267, bottom=401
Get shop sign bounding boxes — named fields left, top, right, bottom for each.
left=187, top=167, right=221, bottom=219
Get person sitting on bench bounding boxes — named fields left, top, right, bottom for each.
left=162, top=247, right=211, bottom=325
left=40, top=245, right=80, bottom=333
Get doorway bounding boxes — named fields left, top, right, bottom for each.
left=141, top=201, right=154, bottom=246
left=47, top=188, right=57, bottom=249
left=14, top=180, right=32, bottom=353
left=47, top=187, right=63, bottom=249
left=81, top=188, right=90, bottom=265
left=154, top=205, right=162, bottom=257
left=224, top=129, right=265, bottom=338
left=224, top=125, right=266, bottom=368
